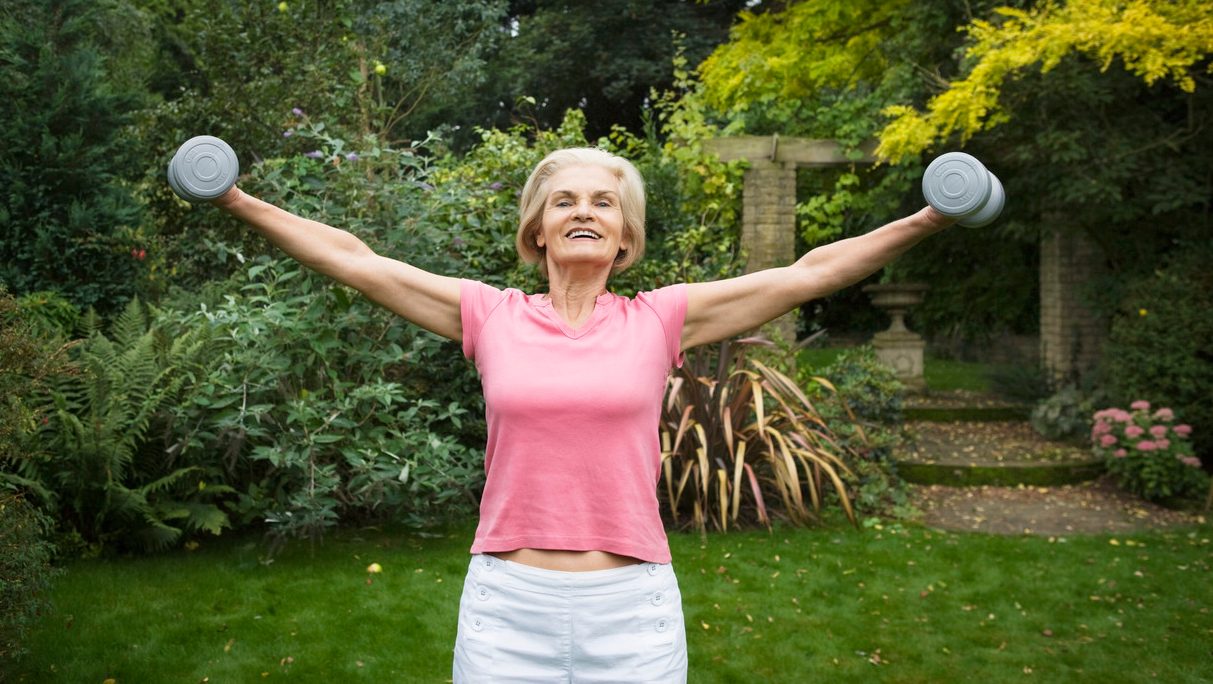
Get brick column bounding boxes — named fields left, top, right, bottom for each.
left=1039, top=228, right=1107, bottom=384
left=741, top=159, right=798, bottom=341
left=700, top=136, right=877, bottom=344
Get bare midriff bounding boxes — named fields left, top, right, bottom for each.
left=491, top=548, right=643, bottom=572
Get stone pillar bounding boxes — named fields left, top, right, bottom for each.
left=1039, top=228, right=1107, bottom=384
left=741, top=159, right=798, bottom=341
left=700, top=137, right=877, bottom=343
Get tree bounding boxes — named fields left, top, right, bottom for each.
left=693, top=0, right=1212, bottom=345
left=878, top=0, right=1213, bottom=161
left=0, top=0, right=151, bottom=315
left=468, top=0, right=752, bottom=142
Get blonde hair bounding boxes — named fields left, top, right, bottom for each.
left=515, top=148, right=646, bottom=278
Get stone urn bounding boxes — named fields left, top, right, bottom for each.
left=862, top=283, right=929, bottom=390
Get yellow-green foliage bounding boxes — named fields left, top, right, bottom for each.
left=879, top=0, right=1213, bottom=161
left=698, top=0, right=909, bottom=117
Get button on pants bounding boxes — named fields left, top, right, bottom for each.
left=453, top=554, right=687, bottom=683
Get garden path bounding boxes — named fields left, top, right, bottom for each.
left=897, top=390, right=1207, bottom=535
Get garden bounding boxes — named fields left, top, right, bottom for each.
left=2, top=1, right=1211, bottom=681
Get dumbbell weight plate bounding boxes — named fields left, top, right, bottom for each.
left=922, top=152, right=991, bottom=220
left=168, top=135, right=238, bottom=202
left=959, top=169, right=1004, bottom=228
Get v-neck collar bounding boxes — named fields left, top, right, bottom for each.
left=528, top=291, right=616, bottom=339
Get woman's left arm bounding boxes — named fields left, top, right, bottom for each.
left=681, top=206, right=955, bottom=350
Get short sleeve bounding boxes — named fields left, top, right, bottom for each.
left=460, top=279, right=506, bottom=360
left=636, top=284, right=688, bottom=368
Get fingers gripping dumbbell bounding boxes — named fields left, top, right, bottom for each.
left=922, top=152, right=1005, bottom=228
left=167, top=136, right=239, bottom=202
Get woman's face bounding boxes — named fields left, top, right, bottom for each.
left=536, top=164, right=629, bottom=275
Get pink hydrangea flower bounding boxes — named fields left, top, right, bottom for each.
left=1155, top=439, right=1170, bottom=450
left=1130, top=400, right=1151, bottom=411
left=1153, top=408, right=1174, bottom=421
left=1180, top=456, right=1202, bottom=468
left=1174, top=424, right=1193, bottom=437
left=1092, top=421, right=1112, bottom=435
left=1136, top=440, right=1157, bottom=451
left=1099, top=434, right=1117, bottom=447
left=1150, top=425, right=1168, bottom=438
left=1114, top=449, right=1127, bottom=458
left=1124, top=425, right=1145, bottom=438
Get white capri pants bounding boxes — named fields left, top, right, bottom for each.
left=453, top=554, right=688, bottom=683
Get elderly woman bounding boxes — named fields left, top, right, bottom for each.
left=213, top=147, right=954, bottom=682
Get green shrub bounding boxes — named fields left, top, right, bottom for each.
left=0, top=492, right=58, bottom=661
left=1031, top=386, right=1100, bottom=443
left=0, top=289, right=74, bottom=504
left=804, top=345, right=904, bottom=430
left=1100, top=243, right=1213, bottom=459
left=162, top=258, right=483, bottom=545
left=801, top=346, right=914, bottom=518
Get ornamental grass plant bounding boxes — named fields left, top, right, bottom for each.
left=1092, top=401, right=1206, bottom=503
left=660, top=338, right=858, bottom=533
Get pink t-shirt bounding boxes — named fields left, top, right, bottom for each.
left=460, top=279, right=687, bottom=563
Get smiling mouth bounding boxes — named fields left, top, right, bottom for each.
left=565, top=229, right=602, bottom=240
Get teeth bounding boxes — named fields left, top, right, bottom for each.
left=567, top=230, right=600, bottom=239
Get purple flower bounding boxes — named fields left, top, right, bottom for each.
left=488, top=181, right=503, bottom=191
left=345, top=152, right=359, bottom=161
left=292, top=107, right=305, bottom=117
left=305, top=150, right=324, bottom=159
left=416, top=181, right=435, bottom=191
left=283, top=129, right=294, bottom=138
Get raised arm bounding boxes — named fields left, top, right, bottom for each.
left=681, top=206, right=954, bottom=350
left=212, top=186, right=462, bottom=342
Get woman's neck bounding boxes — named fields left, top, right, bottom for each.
left=545, top=274, right=609, bottom=329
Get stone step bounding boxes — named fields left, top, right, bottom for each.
left=894, top=420, right=1103, bottom=487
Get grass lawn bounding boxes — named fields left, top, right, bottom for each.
left=9, top=519, right=1213, bottom=683
left=799, top=347, right=994, bottom=393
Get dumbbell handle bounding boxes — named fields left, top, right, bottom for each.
left=922, top=152, right=1004, bottom=228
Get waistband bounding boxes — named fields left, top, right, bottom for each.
left=470, top=554, right=672, bottom=593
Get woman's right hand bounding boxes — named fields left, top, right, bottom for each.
left=210, top=185, right=243, bottom=210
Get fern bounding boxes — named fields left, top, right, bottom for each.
left=30, top=299, right=229, bottom=551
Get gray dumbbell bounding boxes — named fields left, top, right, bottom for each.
left=167, top=135, right=239, bottom=202
left=922, top=152, right=1004, bottom=228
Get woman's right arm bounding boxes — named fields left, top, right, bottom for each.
left=212, top=186, right=462, bottom=342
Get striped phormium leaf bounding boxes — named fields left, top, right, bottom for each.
left=660, top=338, right=861, bottom=533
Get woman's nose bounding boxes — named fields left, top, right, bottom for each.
left=573, top=200, right=593, bottom=219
